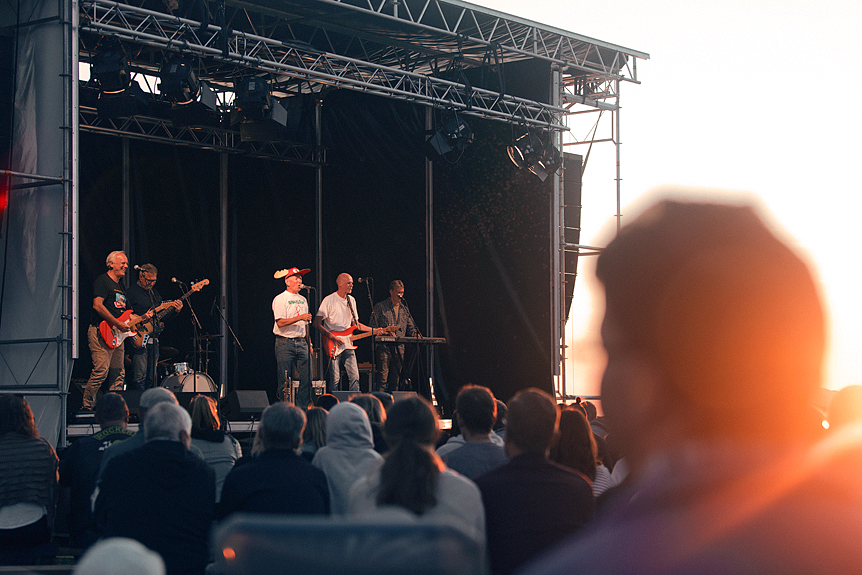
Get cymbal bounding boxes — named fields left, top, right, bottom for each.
left=197, top=334, right=223, bottom=340
left=159, top=346, right=179, bottom=359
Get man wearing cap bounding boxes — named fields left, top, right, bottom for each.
left=273, top=267, right=313, bottom=407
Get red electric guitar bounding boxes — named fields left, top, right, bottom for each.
left=325, top=325, right=397, bottom=358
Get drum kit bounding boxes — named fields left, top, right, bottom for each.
left=156, top=333, right=221, bottom=393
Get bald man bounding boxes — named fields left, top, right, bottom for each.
left=313, top=273, right=383, bottom=393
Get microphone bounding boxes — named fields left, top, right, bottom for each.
left=357, top=277, right=370, bottom=283
left=299, top=284, right=313, bottom=291
left=133, top=264, right=143, bottom=271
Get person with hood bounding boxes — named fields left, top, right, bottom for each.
left=95, top=402, right=215, bottom=575
left=311, top=402, right=382, bottom=515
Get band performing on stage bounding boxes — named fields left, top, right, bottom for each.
left=82, top=256, right=444, bottom=410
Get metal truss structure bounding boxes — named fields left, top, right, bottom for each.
left=73, top=0, right=648, bottom=400
left=78, top=0, right=647, bottom=144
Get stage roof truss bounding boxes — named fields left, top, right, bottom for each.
left=79, top=0, right=569, bottom=131
left=78, top=106, right=323, bottom=164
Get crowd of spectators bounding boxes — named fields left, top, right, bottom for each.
left=5, top=199, right=862, bottom=575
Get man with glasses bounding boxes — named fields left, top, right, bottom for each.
left=126, top=263, right=182, bottom=390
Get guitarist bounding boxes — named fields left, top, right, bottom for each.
left=83, top=251, right=144, bottom=410
left=126, top=264, right=182, bottom=390
left=313, top=273, right=385, bottom=394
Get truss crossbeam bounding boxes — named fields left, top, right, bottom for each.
left=317, top=0, right=648, bottom=81
left=79, top=0, right=568, bottom=129
left=78, top=107, right=323, bottom=164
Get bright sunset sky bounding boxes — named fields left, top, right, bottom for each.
left=478, top=0, right=862, bottom=395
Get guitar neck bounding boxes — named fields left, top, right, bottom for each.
left=350, top=330, right=375, bottom=343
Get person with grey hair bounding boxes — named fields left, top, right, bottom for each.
left=217, top=403, right=329, bottom=518
left=82, top=250, right=137, bottom=410
left=73, top=537, right=165, bottom=575
left=97, top=387, right=181, bottom=478
left=126, top=263, right=182, bottom=391
left=95, top=402, right=214, bottom=575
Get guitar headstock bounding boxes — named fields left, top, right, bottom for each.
left=191, top=279, right=209, bottom=292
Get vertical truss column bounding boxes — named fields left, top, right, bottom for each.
left=551, top=66, right=565, bottom=398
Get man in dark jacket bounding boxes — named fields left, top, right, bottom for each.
left=95, top=402, right=215, bottom=575
left=218, top=402, right=329, bottom=518
left=474, top=388, right=594, bottom=575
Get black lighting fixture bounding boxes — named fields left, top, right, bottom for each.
left=91, top=37, right=149, bottom=118
left=427, top=111, right=473, bottom=159
left=159, top=54, right=201, bottom=105
left=232, top=75, right=288, bottom=142
left=158, top=53, right=218, bottom=126
left=507, top=131, right=562, bottom=182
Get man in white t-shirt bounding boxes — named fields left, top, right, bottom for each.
left=313, top=273, right=383, bottom=393
left=273, top=267, right=313, bottom=406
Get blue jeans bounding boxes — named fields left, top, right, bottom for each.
left=131, top=339, right=159, bottom=390
left=329, top=349, right=359, bottom=393
left=275, top=337, right=312, bottom=408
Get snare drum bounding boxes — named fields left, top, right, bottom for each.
left=161, top=372, right=216, bottom=393
left=173, top=362, right=191, bottom=375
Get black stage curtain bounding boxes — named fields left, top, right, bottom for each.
left=76, top=90, right=553, bottom=408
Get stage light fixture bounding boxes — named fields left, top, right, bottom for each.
left=158, top=55, right=201, bottom=105
left=507, top=132, right=561, bottom=182
left=92, top=38, right=131, bottom=94
left=427, top=112, right=473, bottom=157
left=91, top=38, right=149, bottom=118
left=232, top=76, right=288, bottom=142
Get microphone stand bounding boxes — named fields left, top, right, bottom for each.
left=178, top=279, right=203, bottom=391
left=212, top=295, right=244, bottom=399
left=363, top=279, right=375, bottom=392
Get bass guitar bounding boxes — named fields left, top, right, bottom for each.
left=128, top=279, right=209, bottom=347
left=325, top=325, right=397, bottom=358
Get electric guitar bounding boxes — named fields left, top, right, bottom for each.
left=99, top=279, right=208, bottom=349
left=98, top=309, right=144, bottom=350
left=128, top=280, right=209, bottom=347
left=325, top=325, right=397, bottom=358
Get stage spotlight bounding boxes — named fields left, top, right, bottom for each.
left=158, top=55, right=201, bottom=105
left=427, top=112, right=473, bottom=157
left=92, top=38, right=131, bottom=94
left=507, top=132, right=561, bottom=182
left=232, top=76, right=288, bottom=142
left=92, top=38, right=149, bottom=118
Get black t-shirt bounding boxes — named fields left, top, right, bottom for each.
left=90, top=273, right=127, bottom=326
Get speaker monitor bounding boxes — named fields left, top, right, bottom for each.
left=393, top=391, right=418, bottom=402
left=117, top=390, right=144, bottom=423
left=221, top=390, right=270, bottom=421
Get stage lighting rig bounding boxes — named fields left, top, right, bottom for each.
left=232, top=76, right=288, bottom=142
left=427, top=111, right=473, bottom=158
left=507, top=132, right=561, bottom=182
left=158, top=54, right=218, bottom=126
left=91, top=37, right=149, bottom=118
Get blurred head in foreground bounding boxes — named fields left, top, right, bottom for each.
left=596, top=200, right=825, bottom=471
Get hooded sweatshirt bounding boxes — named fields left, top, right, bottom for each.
left=312, top=403, right=382, bottom=515
left=94, top=439, right=215, bottom=575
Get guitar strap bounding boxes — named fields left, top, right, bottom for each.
left=346, top=295, right=359, bottom=326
